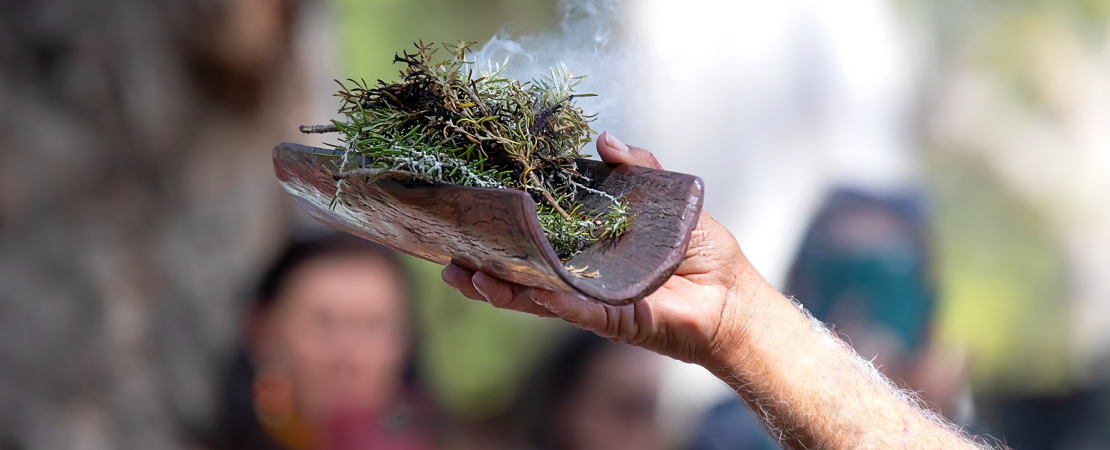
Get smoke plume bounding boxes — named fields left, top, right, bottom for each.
left=470, top=0, right=639, bottom=145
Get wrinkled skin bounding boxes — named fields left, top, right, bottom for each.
left=441, top=131, right=765, bottom=368
left=441, top=133, right=988, bottom=450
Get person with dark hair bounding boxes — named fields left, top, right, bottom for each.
left=784, top=190, right=952, bottom=404
left=206, top=232, right=436, bottom=450
left=514, top=330, right=663, bottom=450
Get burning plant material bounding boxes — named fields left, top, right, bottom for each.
left=304, top=42, right=631, bottom=259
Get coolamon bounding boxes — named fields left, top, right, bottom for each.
left=274, top=142, right=704, bottom=305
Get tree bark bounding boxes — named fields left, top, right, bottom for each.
left=0, top=0, right=325, bottom=448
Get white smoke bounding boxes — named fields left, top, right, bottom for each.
left=469, top=0, right=640, bottom=147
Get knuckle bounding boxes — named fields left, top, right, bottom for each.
left=487, top=291, right=511, bottom=308
left=602, top=308, right=623, bottom=340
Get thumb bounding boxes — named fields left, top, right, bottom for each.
left=596, top=131, right=663, bottom=170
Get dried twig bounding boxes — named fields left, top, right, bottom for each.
left=299, top=124, right=339, bottom=134
left=529, top=171, right=571, bottom=220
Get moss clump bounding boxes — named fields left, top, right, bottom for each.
left=313, top=42, right=630, bottom=259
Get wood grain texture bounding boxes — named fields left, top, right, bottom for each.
left=273, top=142, right=704, bottom=305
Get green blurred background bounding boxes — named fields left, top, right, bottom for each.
left=3, top=0, right=1109, bottom=448
left=332, top=0, right=566, bottom=419
left=325, top=0, right=1110, bottom=411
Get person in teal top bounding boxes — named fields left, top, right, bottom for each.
left=786, top=189, right=935, bottom=366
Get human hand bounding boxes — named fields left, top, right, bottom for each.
left=447, top=137, right=994, bottom=449
left=441, top=132, right=769, bottom=366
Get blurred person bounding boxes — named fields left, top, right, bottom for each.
left=442, top=133, right=1000, bottom=449
left=687, top=189, right=974, bottom=450
left=785, top=190, right=965, bottom=414
left=205, top=232, right=437, bottom=450
left=976, top=377, right=1110, bottom=450
left=512, top=330, right=663, bottom=450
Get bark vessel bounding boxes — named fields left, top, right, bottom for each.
left=274, top=142, right=704, bottom=305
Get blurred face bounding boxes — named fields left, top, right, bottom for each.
left=253, top=254, right=408, bottom=419
left=558, top=345, right=662, bottom=450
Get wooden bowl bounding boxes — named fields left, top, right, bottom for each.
left=273, top=142, right=704, bottom=305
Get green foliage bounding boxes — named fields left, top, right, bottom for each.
left=536, top=198, right=630, bottom=257
left=333, top=0, right=558, bottom=82
left=324, top=42, right=629, bottom=259
left=930, top=154, right=1071, bottom=394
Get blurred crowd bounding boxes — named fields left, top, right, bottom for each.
left=2, top=0, right=1109, bottom=449
left=199, top=232, right=667, bottom=450
left=195, top=188, right=1107, bottom=450
left=190, top=190, right=965, bottom=450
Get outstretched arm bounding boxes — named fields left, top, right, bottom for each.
left=442, top=132, right=995, bottom=450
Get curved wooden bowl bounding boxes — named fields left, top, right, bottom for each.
left=273, top=142, right=704, bottom=305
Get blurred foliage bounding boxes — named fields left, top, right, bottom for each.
left=907, top=0, right=1109, bottom=394
left=331, top=0, right=565, bottom=418
left=905, top=0, right=1110, bottom=32
left=404, top=257, right=562, bottom=417
left=334, top=0, right=559, bottom=82
left=909, top=0, right=1110, bottom=109
left=929, top=154, right=1071, bottom=394
left=972, top=9, right=1106, bottom=112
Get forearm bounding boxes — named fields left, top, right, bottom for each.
left=445, top=198, right=992, bottom=448
left=706, top=280, right=989, bottom=449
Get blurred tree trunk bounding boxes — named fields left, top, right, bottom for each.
left=0, top=0, right=327, bottom=448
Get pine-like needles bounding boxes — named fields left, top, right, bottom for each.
left=313, top=42, right=630, bottom=259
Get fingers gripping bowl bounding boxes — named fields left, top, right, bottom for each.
left=273, top=143, right=704, bottom=305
